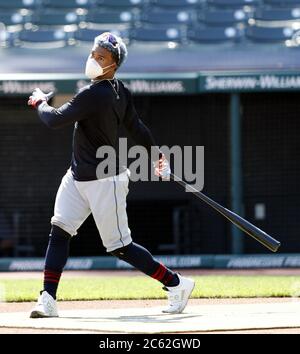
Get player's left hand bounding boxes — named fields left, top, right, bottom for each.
left=28, top=88, right=49, bottom=108
left=154, top=154, right=171, bottom=180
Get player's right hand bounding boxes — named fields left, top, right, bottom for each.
left=154, top=154, right=171, bottom=180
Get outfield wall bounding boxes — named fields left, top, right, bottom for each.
left=1, top=71, right=300, bottom=96
left=1, top=254, right=300, bottom=271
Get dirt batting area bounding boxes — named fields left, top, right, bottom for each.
left=1, top=268, right=300, bottom=334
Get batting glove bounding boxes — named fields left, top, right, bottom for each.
left=28, top=88, right=53, bottom=108
left=154, top=154, right=171, bottom=180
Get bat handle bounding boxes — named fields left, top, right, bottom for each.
left=45, top=91, right=54, bottom=101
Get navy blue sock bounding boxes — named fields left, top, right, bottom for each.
left=43, top=225, right=71, bottom=299
left=111, top=242, right=179, bottom=287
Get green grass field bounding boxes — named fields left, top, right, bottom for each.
left=1, top=275, right=300, bottom=302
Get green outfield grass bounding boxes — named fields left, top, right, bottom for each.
left=1, top=276, right=300, bottom=302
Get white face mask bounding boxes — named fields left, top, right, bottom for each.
left=85, top=56, right=115, bottom=79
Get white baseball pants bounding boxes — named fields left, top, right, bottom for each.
left=51, top=168, right=132, bottom=252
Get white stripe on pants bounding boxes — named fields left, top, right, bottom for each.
left=51, top=168, right=132, bottom=252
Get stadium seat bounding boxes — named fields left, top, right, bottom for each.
left=149, top=0, right=200, bottom=7
left=17, top=29, right=68, bottom=48
left=131, top=26, right=182, bottom=42
left=246, top=25, right=295, bottom=42
left=0, top=29, right=11, bottom=47
left=74, top=28, right=128, bottom=44
left=199, top=9, right=248, bottom=26
left=96, top=0, right=144, bottom=8
left=84, top=9, right=134, bottom=29
left=0, top=11, right=26, bottom=29
left=263, top=0, right=300, bottom=7
left=207, top=0, right=259, bottom=8
left=43, top=0, right=92, bottom=9
left=253, top=8, right=300, bottom=21
left=31, top=10, right=81, bottom=28
left=188, top=25, right=243, bottom=42
left=141, top=8, right=193, bottom=25
left=0, top=0, right=38, bottom=9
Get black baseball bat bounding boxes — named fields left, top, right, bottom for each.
left=170, top=173, right=281, bottom=252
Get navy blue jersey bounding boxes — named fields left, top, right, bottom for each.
left=37, top=79, right=156, bottom=181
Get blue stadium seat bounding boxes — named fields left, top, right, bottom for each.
left=141, top=8, right=193, bottom=25
left=43, top=0, right=92, bottom=9
left=149, top=0, right=200, bottom=7
left=96, top=0, right=144, bottom=8
left=0, top=11, right=26, bottom=28
left=199, top=9, right=248, bottom=26
left=85, top=9, right=134, bottom=28
left=246, top=25, right=295, bottom=42
left=207, top=0, right=259, bottom=8
left=263, top=0, right=300, bottom=7
left=31, top=10, right=81, bottom=28
left=74, top=28, right=128, bottom=44
left=17, top=29, right=68, bottom=48
left=131, top=26, right=182, bottom=41
left=0, top=29, right=11, bottom=47
left=188, top=25, right=243, bottom=42
left=254, top=8, right=300, bottom=21
left=0, top=0, right=38, bottom=9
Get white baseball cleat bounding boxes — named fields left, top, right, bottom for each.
left=162, top=274, right=195, bottom=314
left=30, top=291, right=58, bottom=318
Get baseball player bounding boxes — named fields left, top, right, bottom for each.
left=28, top=32, right=195, bottom=318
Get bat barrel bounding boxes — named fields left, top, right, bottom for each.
left=224, top=207, right=281, bottom=252
left=170, top=174, right=281, bottom=253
